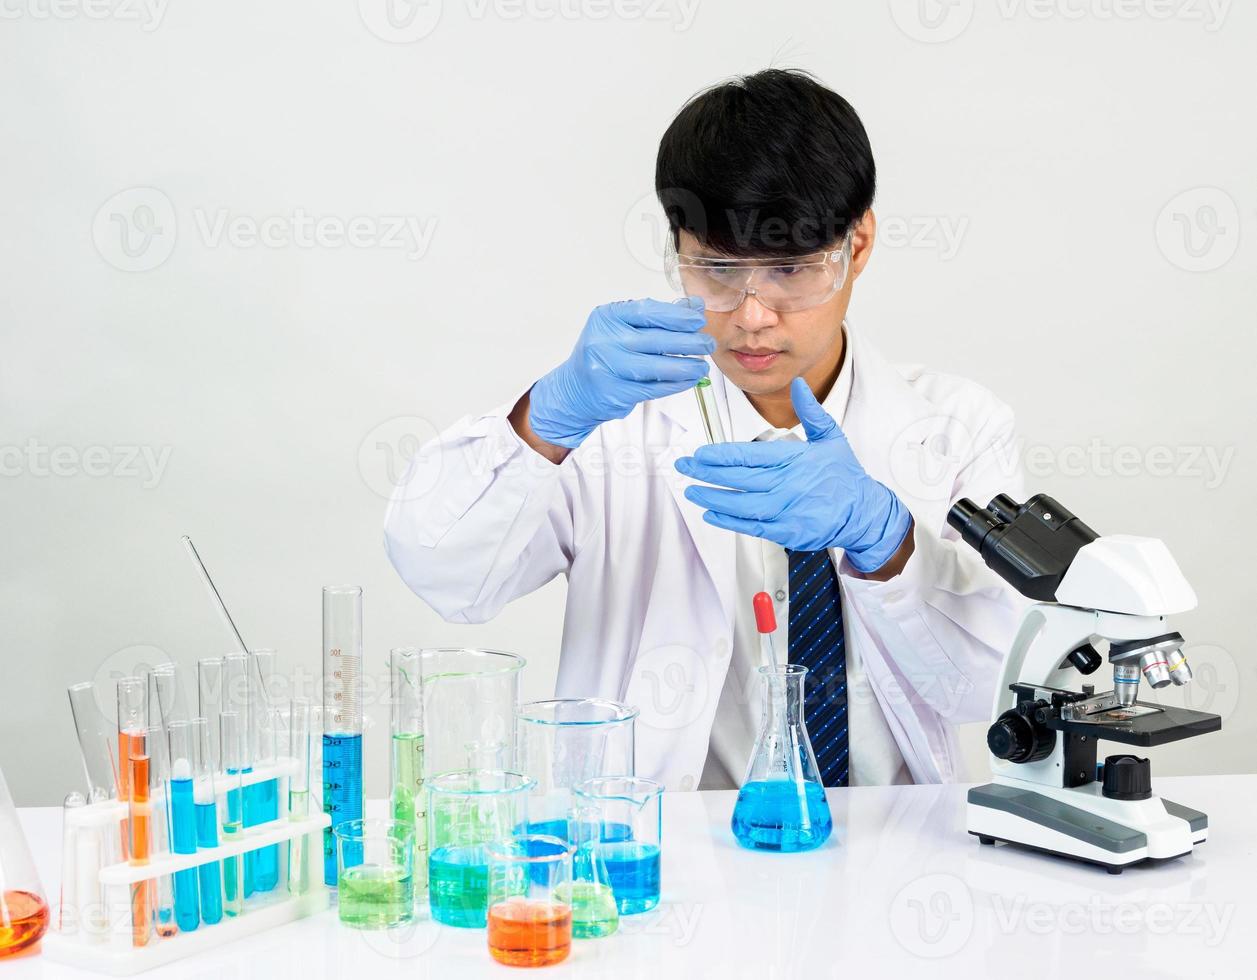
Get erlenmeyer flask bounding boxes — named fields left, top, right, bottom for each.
left=1, top=764, right=50, bottom=957
left=730, top=664, right=833, bottom=852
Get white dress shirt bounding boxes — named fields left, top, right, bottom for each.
left=699, top=328, right=913, bottom=790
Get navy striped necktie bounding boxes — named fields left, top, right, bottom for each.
left=787, top=548, right=849, bottom=787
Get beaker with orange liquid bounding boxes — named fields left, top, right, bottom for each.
left=1, top=763, right=50, bottom=957
left=485, top=834, right=573, bottom=968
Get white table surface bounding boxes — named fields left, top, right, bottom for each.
left=9, top=776, right=1256, bottom=979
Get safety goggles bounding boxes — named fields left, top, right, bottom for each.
left=663, top=230, right=854, bottom=313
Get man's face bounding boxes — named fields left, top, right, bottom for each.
left=677, top=211, right=874, bottom=396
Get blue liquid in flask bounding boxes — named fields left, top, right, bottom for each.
left=322, top=733, right=363, bottom=885
left=731, top=780, right=832, bottom=852
left=600, top=841, right=660, bottom=914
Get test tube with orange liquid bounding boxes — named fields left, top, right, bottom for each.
left=485, top=835, right=573, bottom=968
left=117, top=677, right=152, bottom=947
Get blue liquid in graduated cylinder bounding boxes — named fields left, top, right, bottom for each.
left=731, top=780, right=832, bottom=852
left=243, top=778, right=280, bottom=893
left=170, top=779, right=200, bottom=932
left=600, top=841, right=660, bottom=914
left=194, top=801, right=223, bottom=924
left=322, top=733, right=363, bottom=886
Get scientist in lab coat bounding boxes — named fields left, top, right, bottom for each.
left=385, top=69, right=1025, bottom=791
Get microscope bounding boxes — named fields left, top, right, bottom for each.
left=948, top=493, right=1220, bottom=873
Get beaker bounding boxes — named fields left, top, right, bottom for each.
left=572, top=776, right=662, bottom=915
left=485, top=835, right=573, bottom=967
left=730, top=664, right=833, bottom=853
left=389, top=648, right=426, bottom=895
left=516, top=699, right=637, bottom=843
left=335, top=820, right=414, bottom=930
left=420, top=649, right=524, bottom=778
left=427, top=770, right=534, bottom=928
left=0, top=764, right=49, bottom=957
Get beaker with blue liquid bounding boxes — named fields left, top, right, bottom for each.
left=572, top=776, right=662, bottom=916
left=516, top=698, right=637, bottom=843
left=731, top=664, right=832, bottom=852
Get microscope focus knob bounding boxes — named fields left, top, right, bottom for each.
left=987, top=707, right=1055, bottom=764
left=1102, top=754, right=1152, bottom=801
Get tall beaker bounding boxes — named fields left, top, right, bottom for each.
left=0, top=764, right=49, bottom=957
left=421, top=649, right=524, bottom=777
left=516, top=699, right=637, bottom=842
left=730, top=664, right=832, bottom=853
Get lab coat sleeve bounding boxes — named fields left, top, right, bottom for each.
left=383, top=399, right=577, bottom=624
left=838, top=400, right=1027, bottom=724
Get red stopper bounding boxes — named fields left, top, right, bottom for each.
left=753, top=591, right=777, bottom=634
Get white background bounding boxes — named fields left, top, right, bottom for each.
left=2, top=0, right=1254, bottom=805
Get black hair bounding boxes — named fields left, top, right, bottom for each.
left=655, top=69, right=875, bottom=258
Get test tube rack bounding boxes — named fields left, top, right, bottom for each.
left=43, top=758, right=331, bottom=976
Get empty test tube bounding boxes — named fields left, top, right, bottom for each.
left=287, top=698, right=311, bottom=896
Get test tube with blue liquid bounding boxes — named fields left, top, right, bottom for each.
left=322, top=585, right=364, bottom=886
left=243, top=650, right=279, bottom=894
left=219, top=710, right=245, bottom=917
left=222, top=654, right=255, bottom=899
left=191, top=717, right=222, bottom=924
left=165, top=721, right=200, bottom=932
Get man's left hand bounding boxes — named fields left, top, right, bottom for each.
left=675, top=377, right=913, bottom=573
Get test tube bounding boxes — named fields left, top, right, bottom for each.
left=197, top=658, right=224, bottom=772
left=191, top=717, right=222, bottom=925
left=67, top=682, right=117, bottom=802
left=145, top=725, right=177, bottom=938
left=694, top=377, right=726, bottom=443
left=58, top=792, right=86, bottom=934
left=222, top=654, right=255, bottom=898
left=390, top=648, right=426, bottom=895
left=117, top=678, right=151, bottom=947
left=244, top=649, right=279, bottom=894
left=322, top=586, right=364, bottom=886
left=166, top=721, right=200, bottom=933
left=287, top=698, right=311, bottom=896
left=220, top=710, right=245, bottom=918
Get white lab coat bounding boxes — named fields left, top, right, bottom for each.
left=384, top=321, right=1027, bottom=790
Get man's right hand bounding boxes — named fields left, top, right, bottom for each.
left=523, top=297, right=712, bottom=451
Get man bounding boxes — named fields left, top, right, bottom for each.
left=385, top=69, right=1025, bottom=791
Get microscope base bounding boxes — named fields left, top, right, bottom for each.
left=967, top=779, right=1207, bottom=874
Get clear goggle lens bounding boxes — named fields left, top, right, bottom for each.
left=664, top=232, right=853, bottom=313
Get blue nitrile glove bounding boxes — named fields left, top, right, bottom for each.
left=528, top=298, right=713, bottom=449
left=675, top=377, right=913, bottom=573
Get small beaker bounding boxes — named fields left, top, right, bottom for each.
left=486, top=835, right=574, bottom=968
left=421, top=649, right=524, bottom=778
left=572, top=776, right=662, bottom=915
left=427, top=770, right=534, bottom=928
left=516, top=699, right=637, bottom=843
left=731, top=664, right=833, bottom=853
left=0, top=764, right=49, bottom=957
left=335, top=819, right=415, bottom=930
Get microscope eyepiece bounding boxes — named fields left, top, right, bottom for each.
left=947, top=493, right=1100, bottom=601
